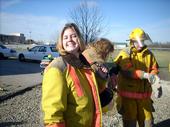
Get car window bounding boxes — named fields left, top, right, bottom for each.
left=0, top=45, right=7, bottom=49
left=29, top=46, right=39, bottom=52
left=39, top=46, right=47, bottom=52
left=50, top=46, right=57, bottom=52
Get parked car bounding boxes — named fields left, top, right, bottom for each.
left=0, top=44, right=17, bottom=59
left=17, top=45, right=59, bottom=62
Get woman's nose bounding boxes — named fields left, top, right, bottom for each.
left=67, top=36, right=73, bottom=41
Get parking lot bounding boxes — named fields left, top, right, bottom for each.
left=0, top=59, right=41, bottom=76
left=0, top=58, right=42, bottom=79
left=0, top=59, right=42, bottom=99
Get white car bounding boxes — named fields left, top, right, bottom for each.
left=0, top=44, right=17, bottom=59
left=18, top=45, right=59, bottom=61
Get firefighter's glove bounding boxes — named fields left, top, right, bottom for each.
left=151, top=75, right=162, bottom=98
left=107, top=74, right=117, bottom=90
left=154, top=86, right=162, bottom=98
left=143, top=72, right=156, bottom=84
left=91, top=62, right=109, bottom=79
left=109, top=63, right=120, bottom=76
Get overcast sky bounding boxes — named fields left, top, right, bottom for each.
left=0, top=0, right=170, bottom=43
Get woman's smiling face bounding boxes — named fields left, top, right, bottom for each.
left=62, top=28, right=80, bottom=55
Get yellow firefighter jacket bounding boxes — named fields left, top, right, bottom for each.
left=114, top=46, right=159, bottom=99
left=42, top=54, right=106, bottom=127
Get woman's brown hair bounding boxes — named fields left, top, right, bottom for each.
left=57, top=23, right=85, bottom=55
left=90, top=38, right=114, bottom=60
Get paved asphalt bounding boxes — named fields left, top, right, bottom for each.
left=0, top=59, right=42, bottom=100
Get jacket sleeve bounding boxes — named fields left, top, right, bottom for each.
left=150, top=53, right=159, bottom=74
left=114, top=50, right=144, bottom=79
left=95, top=74, right=107, bottom=93
left=42, top=67, right=67, bottom=125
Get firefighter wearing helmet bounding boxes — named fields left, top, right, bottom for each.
left=114, top=28, right=161, bottom=127
left=129, top=28, right=150, bottom=51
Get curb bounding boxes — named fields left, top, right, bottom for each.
left=0, top=83, right=41, bottom=102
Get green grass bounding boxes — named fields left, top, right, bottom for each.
left=151, top=50, right=170, bottom=68
left=150, top=50, right=170, bottom=80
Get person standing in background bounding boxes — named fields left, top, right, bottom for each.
left=114, top=28, right=160, bottom=127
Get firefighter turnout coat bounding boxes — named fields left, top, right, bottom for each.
left=42, top=54, right=106, bottom=127
left=114, top=46, right=159, bottom=99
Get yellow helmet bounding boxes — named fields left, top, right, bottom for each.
left=129, top=28, right=146, bottom=41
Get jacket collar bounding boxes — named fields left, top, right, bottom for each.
left=62, top=53, right=90, bottom=68
left=131, top=45, right=148, bottom=54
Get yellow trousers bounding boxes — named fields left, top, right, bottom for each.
left=117, top=96, right=153, bottom=127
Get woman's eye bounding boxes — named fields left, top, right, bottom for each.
left=72, top=34, right=77, bottom=38
left=63, top=36, right=68, bottom=40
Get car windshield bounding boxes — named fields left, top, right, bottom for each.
left=29, top=46, right=39, bottom=52
left=50, top=46, right=57, bottom=52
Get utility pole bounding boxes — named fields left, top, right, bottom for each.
left=29, top=31, right=32, bottom=44
left=29, top=31, right=32, bottom=40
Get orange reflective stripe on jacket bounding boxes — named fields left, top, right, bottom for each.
left=118, top=90, right=151, bottom=99
left=124, top=62, right=133, bottom=70
left=134, top=70, right=144, bottom=79
left=68, top=65, right=102, bottom=127
left=84, top=69, right=101, bottom=127
left=68, top=65, right=84, bottom=97
left=150, top=65, right=159, bottom=74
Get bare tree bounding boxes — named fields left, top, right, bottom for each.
left=69, top=1, right=105, bottom=44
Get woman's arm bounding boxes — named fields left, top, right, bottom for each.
left=42, top=67, right=67, bottom=126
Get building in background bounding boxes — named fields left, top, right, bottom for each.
left=0, top=33, right=26, bottom=44
left=114, top=42, right=127, bottom=49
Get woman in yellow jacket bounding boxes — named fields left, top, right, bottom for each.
left=114, top=28, right=159, bottom=127
left=42, top=23, right=110, bottom=127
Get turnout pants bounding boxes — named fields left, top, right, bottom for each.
left=118, top=96, right=153, bottom=127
